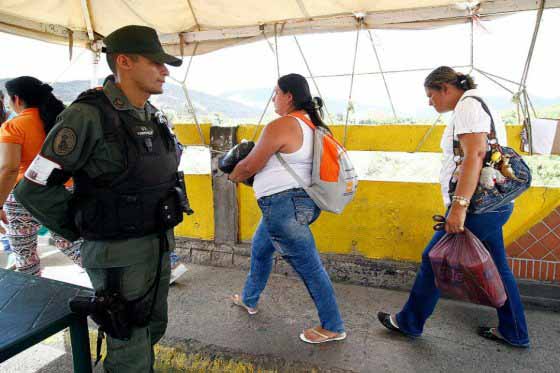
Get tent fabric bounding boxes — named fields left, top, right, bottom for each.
left=0, top=0, right=558, bottom=56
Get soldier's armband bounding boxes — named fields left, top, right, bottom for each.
left=24, top=154, right=69, bottom=186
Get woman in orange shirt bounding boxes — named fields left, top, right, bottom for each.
left=0, top=76, right=81, bottom=275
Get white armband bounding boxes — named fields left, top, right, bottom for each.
left=24, top=154, right=62, bottom=186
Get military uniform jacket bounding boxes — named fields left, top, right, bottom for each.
left=14, top=80, right=177, bottom=268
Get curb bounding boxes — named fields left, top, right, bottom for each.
left=175, top=238, right=560, bottom=312
left=65, top=329, right=352, bottom=372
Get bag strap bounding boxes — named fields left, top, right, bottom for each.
left=453, top=96, right=498, bottom=158
left=275, top=153, right=308, bottom=190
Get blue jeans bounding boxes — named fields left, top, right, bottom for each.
left=396, top=203, right=529, bottom=346
left=242, top=188, right=345, bottom=333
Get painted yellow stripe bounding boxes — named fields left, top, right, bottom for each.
left=176, top=123, right=526, bottom=153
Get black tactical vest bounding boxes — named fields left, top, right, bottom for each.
left=70, top=89, right=182, bottom=240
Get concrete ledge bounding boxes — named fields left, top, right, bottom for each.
left=517, top=280, right=560, bottom=312
left=175, top=238, right=560, bottom=312
left=175, top=238, right=419, bottom=290
left=63, top=329, right=350, bottom=372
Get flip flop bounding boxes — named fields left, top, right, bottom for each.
left=231, top=294, right=258, bottom=315
left=299, top=327, right=347, bottom=344
left=477, top=327, right=529, bottom=348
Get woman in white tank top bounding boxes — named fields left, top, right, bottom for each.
left=227, top=73, right=346, bottom=344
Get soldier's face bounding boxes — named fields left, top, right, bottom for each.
left=130, top=55, right=169, bottom=95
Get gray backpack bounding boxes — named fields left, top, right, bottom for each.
left=276, top=112, right=358, bottom=214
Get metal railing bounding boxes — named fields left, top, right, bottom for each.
left=508, top=257, right=560, bottom=282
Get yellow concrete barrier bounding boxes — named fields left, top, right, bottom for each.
left=174, top=174, right=214, bottom=240
left=238, top=181, right=560, bottom=262
left=174, top=123, right=211, bottom=145
left=175, top=123, right=551, bottom=263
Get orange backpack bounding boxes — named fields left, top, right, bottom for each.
left=276, top=112, right=358, bottom=214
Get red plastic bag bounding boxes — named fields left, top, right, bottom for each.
left=429, top=229, right=507, bottom=308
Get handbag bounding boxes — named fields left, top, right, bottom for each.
left=449, top=96, right=531, bottom=214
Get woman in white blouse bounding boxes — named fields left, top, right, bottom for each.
left=377, top=66, right=529, bottom=348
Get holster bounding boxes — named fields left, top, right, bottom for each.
left=69, top=246, right=165, bottom=366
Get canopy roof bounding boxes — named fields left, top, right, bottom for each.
left=1, top=0, right=558, bottom=56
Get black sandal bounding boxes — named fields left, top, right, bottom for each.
left=477, top=327, right=529, bottom=348
left=378, top=312, right=405, bottom=335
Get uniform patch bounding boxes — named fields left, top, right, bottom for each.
left=53, top=128, right=77, bottom=156
left=135, top=126, right=154, bottom=137
left=113, top=98, right=125, bottom=108
left=24, top=155, right=62, bottom=186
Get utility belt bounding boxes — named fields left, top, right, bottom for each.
left=73, top=171, right=194, bottom=240
left=69, top=233, right=168, bottom=365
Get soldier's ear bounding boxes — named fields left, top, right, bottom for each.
left=115, top=54, right=135, bottom=72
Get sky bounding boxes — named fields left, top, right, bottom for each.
left=1, top=9, right=558, bottom=118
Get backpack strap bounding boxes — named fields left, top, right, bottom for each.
left=287, top=111, right=316, bottom=130
left=275, top=112, right=315, bottom=193
left=275, top=153, right=322, bottom=202
left=275, top=153, right=307, bottom=188
left=288, top=111, right=346, bottom=148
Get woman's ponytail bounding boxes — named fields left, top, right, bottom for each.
left=5, top=77, right=65, bottom=134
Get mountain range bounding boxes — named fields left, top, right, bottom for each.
left=2, top=78, right=558, bottom=124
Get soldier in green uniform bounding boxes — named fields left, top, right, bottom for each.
left=15, top=25, right=185, bottom=372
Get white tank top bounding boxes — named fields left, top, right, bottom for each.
left=253, top=116, right=314, bottom=199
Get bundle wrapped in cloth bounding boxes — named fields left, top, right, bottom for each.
left=218, top=140, right=255, bottom=186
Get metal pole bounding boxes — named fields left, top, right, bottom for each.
left=518, top=0, right=546, bottom=154
left=343, top=17, right=363, bottom=145
left=293, top=36, right=334, bottom=125
left=366, top=30, right=397, bottom=119
left=90, top=50, right=100, bottom=88
left=274, top=24, right=280, bottom=78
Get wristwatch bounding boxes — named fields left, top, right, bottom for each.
left=452, top=195, right=470, bottom=208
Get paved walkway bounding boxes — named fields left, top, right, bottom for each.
left=1, top=245, right=558, bottom=372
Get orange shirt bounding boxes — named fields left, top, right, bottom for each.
left=0, top=108, right=46, bottom=182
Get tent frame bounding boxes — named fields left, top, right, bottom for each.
left=1, top=0, right=559, bottom=55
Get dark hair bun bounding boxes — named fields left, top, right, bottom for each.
left=456, top=75, right=468, bottom=90
left=312, top=96, right=323, bottom=110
